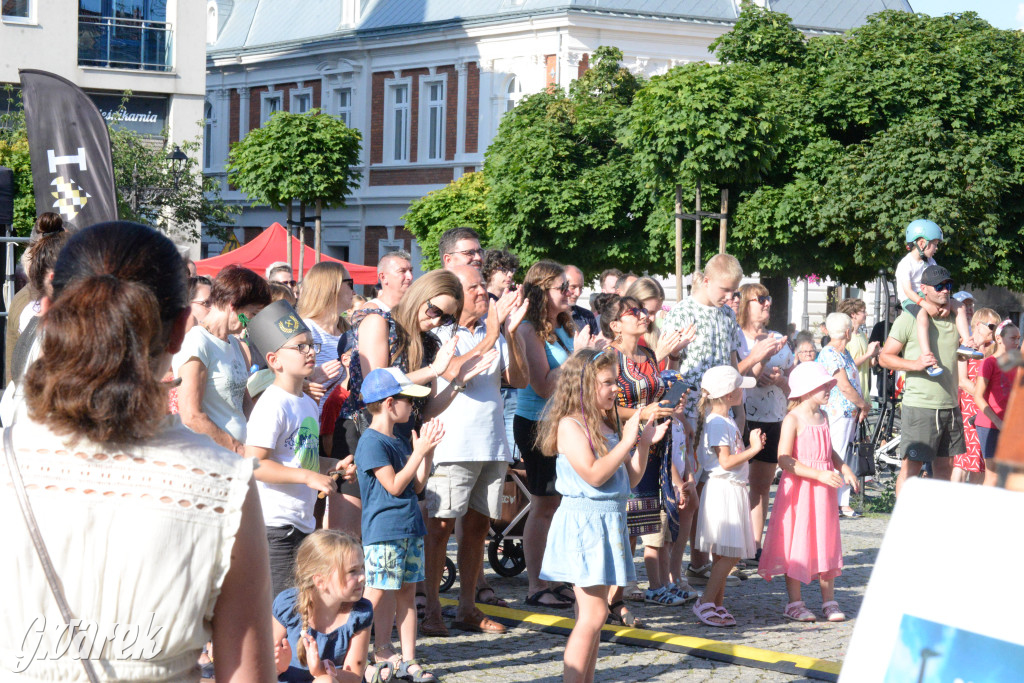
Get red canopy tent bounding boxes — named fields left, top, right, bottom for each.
left=195, top=222, right=377, bottom=285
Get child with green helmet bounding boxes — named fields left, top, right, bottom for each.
left=896, top=220, right=981, bottom=376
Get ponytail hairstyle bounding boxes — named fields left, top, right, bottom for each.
left=293, top=530, right=363, bottom=668
left=21, top=212, right=66, bottom=273
left=693, top=389, right=712, bottom=456
left=24, top=222, right=188, bottom=444
left=536, top=349, right=617, bottom=459
left=27, top=229, right=70, bottom=297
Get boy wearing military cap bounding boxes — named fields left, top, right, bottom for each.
left=244, top=299, right=349, bottom=597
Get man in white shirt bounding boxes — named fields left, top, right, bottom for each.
left=420, top=265, right=529, bottom=637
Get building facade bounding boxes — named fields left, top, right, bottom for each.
left=204, top=0, right=912, bottom=267
left=1, top=0, right=207, bottom=249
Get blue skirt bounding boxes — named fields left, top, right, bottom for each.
left=539, top=497, right=636, bottom=588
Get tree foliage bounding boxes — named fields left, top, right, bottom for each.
left=484, top=46, right=655, bottom=277
left=402, top=171, right=491, bottom=271
left=226, top=109, right=362, bottom=210
left=0, top=98, right=35, bottom=237
left=710, top=0, right=806, bottom=69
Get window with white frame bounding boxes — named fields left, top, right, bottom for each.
left=422, top=79, right=446, bottom=161
left=260, top=92, right=282, bottom=125
left=203, top=101, right=214, bottom=169
left=1, top=0, right=32, bottom=21
left=335, top=87, right=352, bottom=126
left=291, top=88, right=312, bottom=114
left=505, top=76, right=523, bottom=113
left=385, top=82, right=410, bottom=162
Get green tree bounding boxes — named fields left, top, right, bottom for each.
left=709, top=0, right=806, bottom=69
left=0, top=102, right=35, bottom=237
left=227, top=109, right=362, bottom=254
left=483, top=46, right=654, bottom=277
left=402, top=171, right=491, bottom=272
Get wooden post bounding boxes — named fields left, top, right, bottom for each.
left=694, top=182, right=702, bottom=274
left=314, top=198, right=322, bottom=264
left=675, top=184, right=683, bottom=301
left=286, top=200, right=293, bottom=272
left=719, top=188, right=728, bottom=254
left=298, top=202, right=306, bottom=281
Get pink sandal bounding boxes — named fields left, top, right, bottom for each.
left=822, top=601, right=846, bottom=622
left=692, top=600, right=728, bottom=627
left=783, top=601, right=817, bottom=622
left=715, top=605, right=737, bottom=627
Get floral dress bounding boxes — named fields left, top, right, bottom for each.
left=955, top=358, right=983, bottom=473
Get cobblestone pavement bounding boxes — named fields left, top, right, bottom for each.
left=416, top=511, right=890, bottom=682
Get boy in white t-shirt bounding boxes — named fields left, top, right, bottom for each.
left=897, top=220, right=979, bottom=376
left=244, top=300, right=352, bottom=598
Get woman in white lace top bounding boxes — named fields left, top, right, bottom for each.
left=0, top=222, right=275, bottom=682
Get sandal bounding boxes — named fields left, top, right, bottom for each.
left=822, top=601, right=847, bottom=622
left=373, top=647, right=402, bottom=668
left=623, top=580, right=644, bottom=602
left=665, top=582, right=699, bottom=604
left=644, top=586, right=685, bottom=606
left=365, top=661, right=396, bottom=683
left=396, top=658, right=439, bottom=683
left=783, top=600, right=817, bottom=622
left=550, top=583, right=576, bottom=604
left=692, top=600, right=728, bottom=627
left=524, top=588, right=572, bottom=609
left=716, top=605, right=737, bottom=627
left=606, top=600, right=645, bottom=629
left=475, top=587, right=509, bottom=608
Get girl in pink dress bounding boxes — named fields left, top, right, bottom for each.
left=759, top=362, right=859, bottom=623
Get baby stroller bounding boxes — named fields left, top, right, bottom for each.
left=438, top=464, right=532, bottom=592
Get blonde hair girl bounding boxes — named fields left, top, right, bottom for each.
left=297, top=262, right=354, bottom=409
left=536, top=349, right=668, bottom=682
left=272, top=530, right=379, bottom=682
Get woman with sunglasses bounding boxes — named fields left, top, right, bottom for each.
left=602, top=296, right=696, bottom=622
left=331, top=270, right=492, bottom=534
left=975, top=318, right=1021, bottom=486
left=954, top=307, right=1001, bottom=483
left=516, top=260, right=593, bottom=608
left=736, top=283, right=794, bottom=563
left=297, top=262, right=354, bottom=414
left=174, top=264, right=272, bottom=455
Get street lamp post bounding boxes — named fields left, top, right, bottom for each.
left=124, top=145, right=188, bottom=214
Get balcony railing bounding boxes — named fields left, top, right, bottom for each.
left=78, top=15, right=172, bottom=72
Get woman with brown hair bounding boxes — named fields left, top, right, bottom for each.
left=330, top=269, right=495, bottom=535
left=173, top=264, right=272, bottom=455
left=736, top=283, right=794, bottom=562
left=2, top=222, right=274, bottom=681
left=515, top=261, right=592, bottom=608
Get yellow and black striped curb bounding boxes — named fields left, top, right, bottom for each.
left=438, top=598, right=842, bottom=681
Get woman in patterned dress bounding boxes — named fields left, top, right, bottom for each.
left=954, top=307, right=1000, bottom=483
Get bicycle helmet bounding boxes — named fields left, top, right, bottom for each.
left=905, top=219, right=943, bottom=244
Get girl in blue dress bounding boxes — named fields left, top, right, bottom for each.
left=537, top=349, right=668, bottom=683
left=274, top=530, right=387, bottom=682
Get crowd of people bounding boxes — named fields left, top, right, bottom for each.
left=0, top=215, right=1019, bottom=683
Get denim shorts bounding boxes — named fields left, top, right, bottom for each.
left=363, top=537, right=425, bottom=590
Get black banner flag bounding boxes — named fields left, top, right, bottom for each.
left=20, top=69, right=118, bottom=229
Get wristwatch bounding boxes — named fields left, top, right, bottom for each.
left=451, top=382, right=466, bottom=394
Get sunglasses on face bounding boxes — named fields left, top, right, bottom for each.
left=281, top=342, right=322, bottom=355
left=933, top=282, right=954, bottom=292
left=342, top=278, right=354, bottom=290
left=452, top=248, right=484, bottom=259
left=425, top=299, right=456, bottom=327
left=730, top=292, right=742, bottom=300
left=750, top=295, right=772, bottom=305
left=620, top=307, right=650, bottom=321
left=551, top=281, right=570, bottom=294
left=987, top=323, right=998, bottom=331
left=276, top=279, right=298, bottom=287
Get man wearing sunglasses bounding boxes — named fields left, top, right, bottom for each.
left=421, top=265, right=529, bottom=637
left=439, top=226, right=484, bottom=270
left=879, top=266, right=966, bottom=497
left=266, top=261, right=299, bottom=297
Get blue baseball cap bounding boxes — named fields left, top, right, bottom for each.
left=360, top=367, right=431, bottom=404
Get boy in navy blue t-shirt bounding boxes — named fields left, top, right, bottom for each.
left=356, top=367, right=444, bottom=681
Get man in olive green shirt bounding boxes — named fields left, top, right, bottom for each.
left=879, top=266, right=965, bottom=497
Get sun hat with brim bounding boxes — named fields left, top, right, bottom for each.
left=788, top=361, right=836, bottom=399
left=361, top=367, right=431, bottom=404
left=701, top=365, right=756, bottom=400
left=952, top=290, right=975, bottom=303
